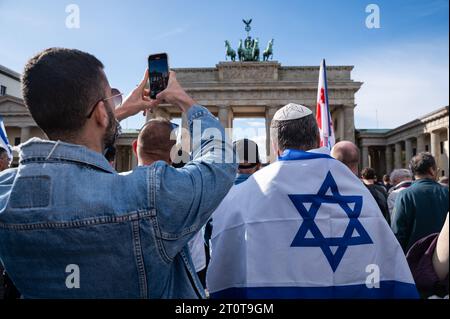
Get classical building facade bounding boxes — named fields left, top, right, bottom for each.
left=109, top=61, right=361, bottom=169
left=0, top=64, right=22, bottom=98
left=356, top=106, right=449, bottom=178
left=1, top=62, right=448, bottom=177
left=147, top=61, right=360, bottom=155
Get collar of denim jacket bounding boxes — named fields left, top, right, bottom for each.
left=18, top=137, right=116, bottom=173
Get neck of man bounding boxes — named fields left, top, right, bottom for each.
left=138, top=156, right=170, bottom=167
left=414, top=174, right=435, bottom=181
left=363, top=179, right=375, bottom=185
left=139, top=159, right=155, bottom=166
left=395, top=179, right=412, bottom=186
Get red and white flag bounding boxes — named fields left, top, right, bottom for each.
left=316, top=59, right=335, bottom=149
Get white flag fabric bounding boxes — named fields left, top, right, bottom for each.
left=207, top=147, right=418, bottom=299
left=316, top=59, right=335, bottom=149
left=188, top=230, right=206, bottom=273
left=0, top=116, right=13, bottom=160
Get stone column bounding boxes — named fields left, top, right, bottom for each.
left=405, top=138, right=413, bottom=164
left=445, top=127, right=449, bottom=177
left=125, top=147, right=132, bottom=171
left=343, top=105, right=355, bottom=143
left=362, top=145, right=369, bottom=169
left=338, top=108, right=345, bottom=142
left=394, top=142, right=402, bottom=168
left=379, top=148, right=386, bottom=176
left=178, top=112, right=191, bottom=154
left=228, top=107, right=234, bottom=129
left=181, top=112, right=189, bottom=130
left=430, top=131, right=440, bottom=158
left=385, top=145, right=393, bottom=175
left=265, top=105, right=279, bottom=163
left=218, top=105, right=230, bottom=129
left=20, top=126, right=31, bottom=144
left=146, top=106, right=171, bottom=122
left=115, top=147, right=123, bottom=172
left=416, top=134, right=426, bottom=153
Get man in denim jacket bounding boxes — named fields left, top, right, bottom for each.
left=0, top=48, right=236, bottom=298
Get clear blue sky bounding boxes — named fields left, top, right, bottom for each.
left=0, top=0, right=448, bottom=148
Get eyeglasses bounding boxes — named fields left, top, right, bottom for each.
left=86, top=88, right=123, bottom=119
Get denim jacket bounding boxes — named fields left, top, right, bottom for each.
left=0, top=105, right=236, bottom=299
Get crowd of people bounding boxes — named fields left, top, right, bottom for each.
left=0, top=48, right=448, bottom=299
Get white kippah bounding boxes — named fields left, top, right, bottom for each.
left=273, top=103, right=312, bottom=121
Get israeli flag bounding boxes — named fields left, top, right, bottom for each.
left=0, top=116, right=13, bottom=160
left=207, top=147, right=418, bottom=299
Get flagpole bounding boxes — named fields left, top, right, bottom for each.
left=316, top=59, right=335, bottom=150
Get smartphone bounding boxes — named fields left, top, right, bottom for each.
left=148, top=53, right=169, bottom=99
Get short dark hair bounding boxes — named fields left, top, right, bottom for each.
left=22, top=48, right=106, bottom=138
left=383, top=174, right=390, bottom=182
left=138, top=119, right=176, bottom=163
left=409, top=152, right=436, bottom=176
left=233, top=138, right=260, bottom=167
left=270, top=114, right=319, bottom=151
left=0, top=147, right=7, bottom=156
left=361, top=167, right=376, bottom=180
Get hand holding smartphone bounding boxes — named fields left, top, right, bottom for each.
left=147, top=52, right=196, bottom=113
left=148, top=53, right=169, bottom=100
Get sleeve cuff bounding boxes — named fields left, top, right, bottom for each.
left=186, top=105, right=212, bottom=125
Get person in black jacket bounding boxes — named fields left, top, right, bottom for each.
left=361, top=168, right=390, bottom=224
left=331, top=143, right=390, bottom=224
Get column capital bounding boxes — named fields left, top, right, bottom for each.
left=217, top=106, right=231, bottom=129
left=20, top=126, right=32, bottom=145
left=394, top=142, right=403, bottom=168
left=265, top=105, right=279, bottom=117
left=405, top=138, right=413, bottom=163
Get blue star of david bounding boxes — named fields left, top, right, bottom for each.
left=288, top=171, right=373, bottom=272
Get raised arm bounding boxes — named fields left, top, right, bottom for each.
left=151, top=72, right=237, bottom=259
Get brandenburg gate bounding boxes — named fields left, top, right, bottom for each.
left=140, top=61, right=362, bottom=162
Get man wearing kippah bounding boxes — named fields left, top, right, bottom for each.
left=206, top=103, right=418, bottom=299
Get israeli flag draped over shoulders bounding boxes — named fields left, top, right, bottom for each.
left=207, top=147, right=418, bottom=299
left=0, top=116, right=13, bottom=160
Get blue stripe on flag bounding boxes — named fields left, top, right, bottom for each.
left=0, top=118, right=10, bottom=146
left=0, top=116, right=12, bottom=159
left=210, top=281, right=419, bottom=299
left=278, top=149, right=333, bottom=161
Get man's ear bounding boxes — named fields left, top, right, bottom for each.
left=132, top=140, right=138, bottom=156
left=93, top=101, right=109, bottom=129
left=430, top=166, right=438, bottom=179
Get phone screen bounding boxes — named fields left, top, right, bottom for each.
left=148, top=53, right=169, bottom=99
